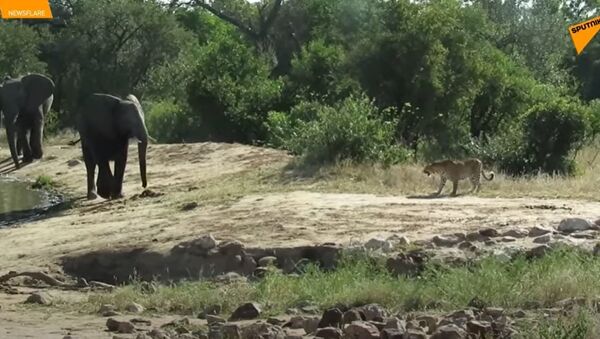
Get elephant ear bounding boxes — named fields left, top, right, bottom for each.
left=22, top=74, right=54, bottom=110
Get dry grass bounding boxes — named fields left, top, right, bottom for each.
left=184, top=145, right=600, bottom=203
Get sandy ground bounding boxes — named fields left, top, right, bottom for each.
left=0, top=141, right=600, bottom=338
left=0, top=142, right=599, bottom=273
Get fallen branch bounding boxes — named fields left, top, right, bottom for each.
left=0, top=271, right=69, bottom=287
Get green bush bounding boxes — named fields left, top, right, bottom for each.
left=519, top=99, right=589, bottom=175
left=266, top=95, right=409, bottom=166
left=146, top=100, right=198, bottom=143
left=467, top=98, right=591, bottom=175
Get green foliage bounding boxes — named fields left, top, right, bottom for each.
left=187, top=30, right=282, bottom=143
left=0, top=23, right=47, bottom=76
left=32, top=175, right=55, bottom=190
left=534, top=311, right=591, bottom=339
left=266, top=95, right=409, bottom=166
left=284, top=40, right=358, bottom=105
left=44, top=0, right=192, bottom=126
left=145, top=100, right=197, bottom=143
left=520, top=99, right=590, bottom=174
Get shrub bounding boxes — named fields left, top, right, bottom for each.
left=145, top=100, right=198, bottom=143
left=518, top=99, right=589, bottom=175
left=266, top=94, right=409, bottom=166
left=467, top=98, right=591, bottom=175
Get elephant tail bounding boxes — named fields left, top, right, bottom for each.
left=68, top=138, right=81, bottom=146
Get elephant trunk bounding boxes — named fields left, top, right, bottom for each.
left=138, top=138, right=147, bottom=188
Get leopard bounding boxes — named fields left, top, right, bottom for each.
left=423, top=158, right=494, bottom=196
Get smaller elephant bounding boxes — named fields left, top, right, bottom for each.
left=78, top=93, right=148, bottom=200
left=0, top=73, right=54, bottom=168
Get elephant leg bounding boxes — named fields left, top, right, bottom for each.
left=96, top=161, right=113, bottom=200
left=17, top=112, right=33, bottom=163
left=5, top=122, right=20, bottom=169
left=17, top=125, right=33, bottom=163
left=112, top=143, right=128, bottom=199
left=30, top=115, right=44, bottom=159
left=16, top=136, right=22, bottom=156
left=82, top=142, right=97, bottom=200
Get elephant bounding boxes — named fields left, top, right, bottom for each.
left=0, top=73, right=55, bottom=168
left=77, top=93, right=148, bottom=200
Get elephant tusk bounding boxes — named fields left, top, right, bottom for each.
left=147, top=135, right=157, bottom=143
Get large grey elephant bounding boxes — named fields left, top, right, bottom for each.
left=78, top=93, right=148, bottom=200
left=0, top=73, right=55, bottom=168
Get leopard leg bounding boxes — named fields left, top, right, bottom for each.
left=436, top=177, right=446, bottom=196
left=451, top=179, right=459, bottom=196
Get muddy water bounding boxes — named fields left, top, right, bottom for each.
left=0, top=177, right=55, bottom=226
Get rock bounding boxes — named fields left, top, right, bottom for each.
left=241, top=322, right=285, bottom=339
left=527, top=245, right=551, bottom=258
left=174, top=334, right=197, bottom=339
left=315, top=327, right=343, bottom=339
left=147, top=329, right=170, bottom=339
left=180, top=202, right=199, bottom=211
left=99, top=304, right=117, bottom=315
left=430, top=324, right=467, bottom=339
left=222, top=323, right=242, bottom=339
left=215, top=272, right=246, bottom=284
left=466, top=320, right=492, bottom=336
left=267, top=317, right=287, bottom=326
left=302, top=316, right=320, bottom=334
left=448, top=309, right=475, bottom=320
left=500, top=236, right=517, bottom=243
left=432, top=234, right=464, bottom=247
left=258, top=256, right=278, bottom=267
left=367, top=320, right=384, bottom=331
left=218, top=240, right=245, bottom=256
left=343, top=321, right=380, bottom=339
left=484, top=239, right=496, bottom=246
left=384, top=317, right=406, bottom=331
left=386, top=251, right=429, bottom=277
left=361, top=304, right=387, bottom=321
left=194, top=234, right=218, bottom=251
left=558, top=218, right=593, bottom=233
left=284, top=316, right=305, bottom=329
left=106, top=318, right=135, bottom=333
left=387, top=235, right=410, bottom=246
left=533, top=234, right=552, bottom=244
left=416, top=315, right=438, bottom=333
left=458, top=241, right=477, bottom=251
left=365, top=237, right=393, bottom=252
left=201, top=304, right=222, bottom=318
left=502, top=229, right=529, bottom=238
left=125, top=302, right=145, bottom=314
left=206, top=315, right=226, bottom=325
left=130, top=318, right=152, bottom=326
left=403, top=328, right=428, bottom=339
left=25, top=292, right=53, bottom=305
left=570, top=230, right=597, bottom=239
left=229, top=302, right=261, bottom=321
left=318, top=308, right=343, bottom=328
left=484, top=307, right=504, bottom=318
left=479, top=228, right=499, bottom=237
left=380, top=328, right=404, bottom=339
left=343, top=309, right=365, bottom=324
left=67, top=159, right=81, bottom=167
left=529, top=226, right=552, bottom=237
left=300, top=305, right=320, bottom=314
